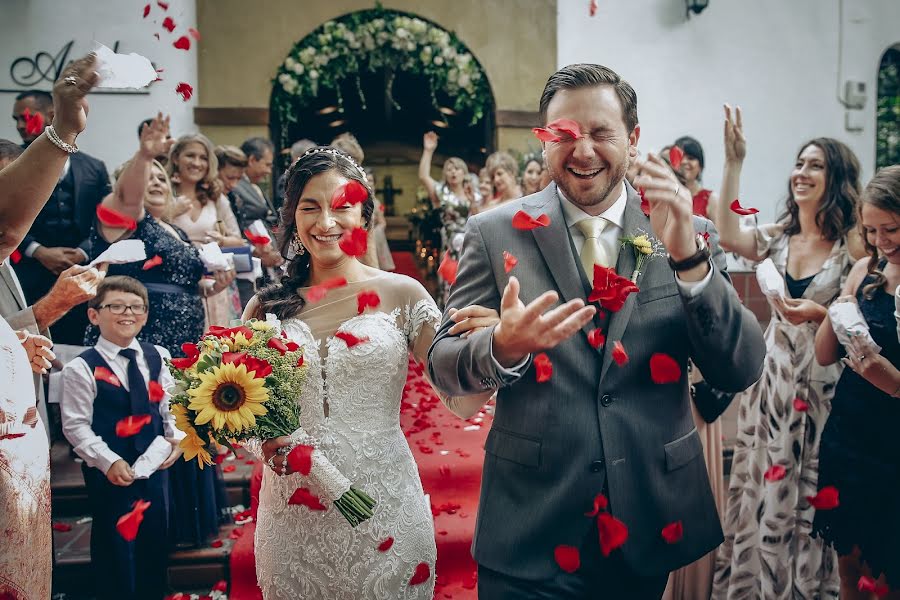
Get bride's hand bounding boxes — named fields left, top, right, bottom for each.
left=262, top=436, right=294, bottom=476
left=448, top=305, right=500, bottom=338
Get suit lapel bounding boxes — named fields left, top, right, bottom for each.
left=528, top=185, right=586, bottom=309
left=599, top=188, right=651, bottom=382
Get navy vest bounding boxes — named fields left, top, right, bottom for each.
left=79, top=342, right=164, bottom=464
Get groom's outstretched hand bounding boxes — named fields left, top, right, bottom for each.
left=492, top=276, right=596, bottom=367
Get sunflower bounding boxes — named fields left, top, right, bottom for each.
left=226, top=331, right=253, bottom=352
left=187, top=362, right=268, bottom=432
left=171, top=404, right=214, bottom=467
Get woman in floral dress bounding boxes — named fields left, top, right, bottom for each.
left=712, top=105, right=865, bottom=599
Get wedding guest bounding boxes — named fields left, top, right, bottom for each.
left=713, top=105, right=865, bottom=599
left=481, top=150, right=522, bottom=211
left=477, top=166, right=493, bottom=204
left=0, top=52, right=98, bottom=600
left=137, top=117, right=173, bottom=164
left=673, top=136, right=718, bottom=220
left=365, top=166, right=395, bottom=271
left=418, top=131, right=476, bottom=302
left=61, top=276, right=183, bottom=600
left=522, top=154, right=543, bottom=196
left=234, top=137, right=278, bottom=230
left=167, top=133, right=244, bottom=328
left=813, top=164, right=900, bottom=600
left=11, top=89, right=111, bottom=344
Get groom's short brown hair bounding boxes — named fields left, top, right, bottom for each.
left=539, top=64, right=638, bottom=133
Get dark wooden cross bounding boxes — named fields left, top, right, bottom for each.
left=376, top=175, right=403, bottom=214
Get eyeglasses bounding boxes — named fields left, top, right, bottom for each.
left=98, top=304, right=148, bottom=315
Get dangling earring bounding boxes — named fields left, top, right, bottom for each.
left=291, top=234, right=305, bottom=256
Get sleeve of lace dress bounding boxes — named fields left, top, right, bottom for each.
left=287, top=426, right=352, bottom=502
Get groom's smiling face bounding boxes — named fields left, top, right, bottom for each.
left=543, top=85, right=640, bottom=216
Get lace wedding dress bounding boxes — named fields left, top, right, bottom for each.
left=252, top=272, right=438, bottom=599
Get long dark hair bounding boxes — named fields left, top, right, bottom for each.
left=779, top=138, right=861, bottom=241
left=253, top=148, right=374, bottom=320
left=861, top=165, right=900, bottom=299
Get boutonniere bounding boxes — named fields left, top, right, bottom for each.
left=619, top=229, right=665, bottom=282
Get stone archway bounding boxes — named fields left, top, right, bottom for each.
left=267, top=8, right=496, bottom=218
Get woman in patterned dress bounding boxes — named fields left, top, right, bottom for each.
left=418, top=132, right=477, bottom=304
left=712, top=105, right=865, bottom=599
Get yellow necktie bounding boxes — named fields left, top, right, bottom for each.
left=575, top=217, right=610, bottom=279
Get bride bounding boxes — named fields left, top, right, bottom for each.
left=244, top=146, right=489, bottom=598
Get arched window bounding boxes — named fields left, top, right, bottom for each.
left=877, top=46, right=900, bottom=168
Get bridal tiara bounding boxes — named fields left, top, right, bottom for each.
left=299, top=146, right=367, bottom=179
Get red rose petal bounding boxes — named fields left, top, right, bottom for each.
left=287, top=444, right=314, bottom=476
left=97, top=205, right=137, bottom=231
left=267, top=336, right=289, bottom=355
left=503, top=250, right=518, bottom=273
left=335, top=331, right=368, bottom=348
left=584, top=492, right=608, bottom=517
left=587, top=329, right=605, bottom=349
left=52, top=522, right=72, bottom=532
left=148, top=380, right=165, bottom=403
left=590, top=0, right=598, bottom=16
left=212, top=580, right=227, bottom=592
left=222, top=464, right=236, bottom=473
left=357, top=290, right=381, bottom=314
left=337, top=227, right=368, bottom=257
left=669, top=146, right=684, bottom=170
left=288, top=487, right=327, bottom=511
left=142, top=3, right=151, bottom=18
left=611, top=341, right=628, bottom=366
left=142, top=255, right=163, bottom=270
left=173, top=36, right=190, bottom=51
left=764, top=464, right=787, bottom=482
left=729, top=199, right=759, bottom=216
left=162, top=16, right=176, bottom=32
left=170, top=343, right=200, bottom=370
left=330, top=180, right=369, bottom=209
left=377, top=537, right=394, bottom=552
left=857, top=575, right=890, bottom=597
left=188, top=27, right=201, bottom=41
left=437, top=251, right=458, bottom=285
left=409, top=561, right=431, bottom=586
left=306, top=276, right=348, bottom=303
left=243, top=228, right=270, bottom=246
left=546, top=118, right=582, bottom=140
left=116, top=499, right=151, bottom=541
left=534, top=352, right=553, bottom=383
left=210, top=539, right=223, bottom=548
left=638, top=187, right=650, bottom=216
left=793, top=397, right=809, bottom=412
left=23, top=108, right=44, bottom=137
left=597, top=512, right=628, bottom=556
left=512, top=210, right=551, bottom=230
left=649, top=353, right=681, bottom=384
left=157, top=0, right=169, bottom=8
left=175, top=82, right=193, bottom=101
left=553, top=545, right=580, bottom=573
left=532, top=127, right=562, bottom=143
left=10, top=249, right=22, bottom=264
left=661, top=520, right=684, bottom=544
left=94, top=366, right=121, bottom=387
left=588, top=265, right=639, bottom=312
left=807, top=486, right=840, bottom=510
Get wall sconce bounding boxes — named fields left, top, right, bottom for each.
left=685, top=0, right=709, bottom=17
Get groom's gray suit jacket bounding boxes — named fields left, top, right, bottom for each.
left=428, top=182, right=765, bottom=579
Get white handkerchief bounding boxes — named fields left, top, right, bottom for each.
left=132, top=436, right=173, bottom=479
left=89, top=239, right=146, bottom=267
left=756, top=258, right=785, bottom=299
left=198, top=243, right=232, bottom=271
left=247, top=220, right=269, bottom=238
left=828, top=301, right=881, bottom=354
left=93, top=42, right=158, bottom=90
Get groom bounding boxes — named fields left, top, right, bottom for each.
left=427, top=64, right=766, bottom=598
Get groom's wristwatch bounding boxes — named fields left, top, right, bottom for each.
left=667, top=233, right=710, bottom=272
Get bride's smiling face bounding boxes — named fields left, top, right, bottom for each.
left=295, top=169, right=365, bottom=267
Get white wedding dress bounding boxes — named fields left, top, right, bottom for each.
left=253, top=273, right=438, bottom=599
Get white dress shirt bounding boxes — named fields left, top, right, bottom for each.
left=60, top=335, right=183, bottom=474
left=558, top=184, right=713, bottom=296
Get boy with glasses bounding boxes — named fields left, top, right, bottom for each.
left=60, top=276, right=183, bottom=599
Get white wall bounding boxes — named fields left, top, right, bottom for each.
left=0, top=0, right=198, bottom=171
left=557, top=0, right=900, bottom=222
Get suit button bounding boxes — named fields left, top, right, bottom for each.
left=589, top=460, right=604, bottom=473
left=600, top=394, right=613, bottom=407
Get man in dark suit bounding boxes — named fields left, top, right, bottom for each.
left=428, top=64, right=766, bottom=598
left=12, top=90, right=110, bottom=345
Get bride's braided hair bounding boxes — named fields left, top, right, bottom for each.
left=253, top=147, right=374, bottom=320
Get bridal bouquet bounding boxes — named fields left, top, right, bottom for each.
left=166, top=318, right=376, bottom=527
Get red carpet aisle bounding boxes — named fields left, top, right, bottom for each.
left=228, top=253, right=490, bottom=599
